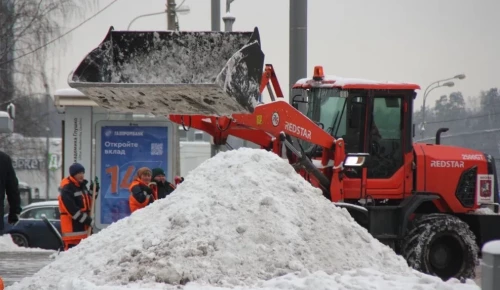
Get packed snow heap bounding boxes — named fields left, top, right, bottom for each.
left=7, top=148, right=479, bottom=290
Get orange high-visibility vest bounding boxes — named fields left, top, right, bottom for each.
left=129, top=178, right=158, bottom=213
left=58, top=176, right=93, bottom=249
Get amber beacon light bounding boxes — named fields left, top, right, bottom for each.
left=313, top=65, right=325, bottom=81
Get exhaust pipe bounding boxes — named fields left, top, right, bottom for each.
left=435, top=128, right=449, bottom=145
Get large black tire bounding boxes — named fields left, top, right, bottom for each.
left=401, top=213, right=478, bottom=281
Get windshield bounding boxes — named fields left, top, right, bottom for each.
left=306, top=88, right=346, bottom=136
left=298, top=88, right=347, bottom=151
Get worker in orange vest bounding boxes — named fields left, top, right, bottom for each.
left=151, top=168, right=176, bottom=199
left=129, top=167, right=158, bottom=213
left=0, top=275, right=4, bottom=290
left=58, top=163, right=99, bottom=250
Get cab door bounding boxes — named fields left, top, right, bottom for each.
left=365, top=91, right=414, bottom=199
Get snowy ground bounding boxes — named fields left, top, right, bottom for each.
left=0, top=252, right=485, bottom=289
left=0, top=234, right=56, bottom=287
left=0, top=234, right=56, bottom=253
left=0, top=252, right=54, bottom=287
left=47, top=270, right=483, bottom=290
left=3, top=149, right=485, bottom=290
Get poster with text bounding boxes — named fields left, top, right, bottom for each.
left=100, top=126, right=169, bottom=224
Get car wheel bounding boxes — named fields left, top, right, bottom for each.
left=10, top=233, right=29, bottom=248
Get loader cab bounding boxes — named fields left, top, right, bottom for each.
left=291, top=87, right=366, bottom=154
left=292, top=67, right=419, bottom=197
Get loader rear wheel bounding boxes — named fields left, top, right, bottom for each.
left=401, top=213, right=478, bottom=281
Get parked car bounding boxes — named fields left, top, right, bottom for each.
left=2, top=200, right=62, bottom=250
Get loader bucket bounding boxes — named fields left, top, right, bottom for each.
left=68, top=26, right=265, bottom=116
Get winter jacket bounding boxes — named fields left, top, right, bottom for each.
left=129, top=178, right=158, bottom=213
left=0, top=151, right=21, bottom=232
left=156, top=181, right=176, bottom=199
left=58, top=176, right=95, bottom=249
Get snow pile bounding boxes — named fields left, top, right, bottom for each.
left=6, top=148, right=480, bottom=290
left=0, top=234, right=55, bottom=252
left=472, top=207, right=497, bottom=215
left=55, top=270, right=480, bottom=290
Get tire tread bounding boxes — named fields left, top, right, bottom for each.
left=401, top=213, right=478, bottom=280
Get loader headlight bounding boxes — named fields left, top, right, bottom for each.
left=343, top=153, right=370, bottom=168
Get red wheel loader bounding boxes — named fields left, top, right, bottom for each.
left=68, top=26, right=500, bottom=281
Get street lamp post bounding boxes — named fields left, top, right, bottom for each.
left=223, top=0, right=236, bottom=32
left=166, top=0, right=190, bottom=30
left=126, top=1, right=190, bottom=30
left=219, top=1, right=252, bottom=150
left=127, top=11, right=167, bottom=30
left=420, top=74, right=466, bottom=139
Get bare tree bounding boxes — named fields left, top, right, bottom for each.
left=0, top=0, right=100, bottom=199
left=0, top=0, right=97, bottom=149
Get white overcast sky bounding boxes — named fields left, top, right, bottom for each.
left=47, top=0, right=500, bottom=110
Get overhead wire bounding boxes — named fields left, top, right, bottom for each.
left=0, top=0, right=120, bottom=66
left=425, top=110, right=500, bottom=125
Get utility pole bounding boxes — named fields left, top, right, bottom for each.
left=221, top=0, right=245, bottom=149
left=222, top=0, right=236, bottom=32
left=210, top=0, right=221, bottom=157
left=41, top=70, right=51, bottom=200
left=166, top=0, right=177, bottom=30
left=289, top=0, right=307, bottom=98
left=211, top=0, right=220, bottom=31
left=166, top=0, right=180, bottom=177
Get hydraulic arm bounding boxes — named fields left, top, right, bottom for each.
left=169, top=64, right=336, bottom=153
left=168, top=65, right=346, bottom=198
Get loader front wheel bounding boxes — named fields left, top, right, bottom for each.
left=401, top=213, right=478, bottom=281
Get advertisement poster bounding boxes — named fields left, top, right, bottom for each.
left=100, top=125, right=169, bottom=224
left=476, top=174, right=495, bottom=204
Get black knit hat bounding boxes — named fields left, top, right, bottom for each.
left=152, top=168, right=165, bottom=179
left=69, top=163, right=85, bottom=176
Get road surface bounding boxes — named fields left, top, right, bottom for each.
left=0, top=251, right=54, bottom=287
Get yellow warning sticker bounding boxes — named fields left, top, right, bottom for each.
left=256, top=115, right=263, bottom=125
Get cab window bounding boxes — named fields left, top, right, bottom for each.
left=368, top=96, right=404, bottom=179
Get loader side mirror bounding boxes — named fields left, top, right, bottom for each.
left=343, top=153, right=370, bottom=168
left=349, top=102, right=364, bottom=129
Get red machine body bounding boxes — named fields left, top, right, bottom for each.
left=170, top=65, right=495, bottom=214
left=413, top=144, right=494, bottom=213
